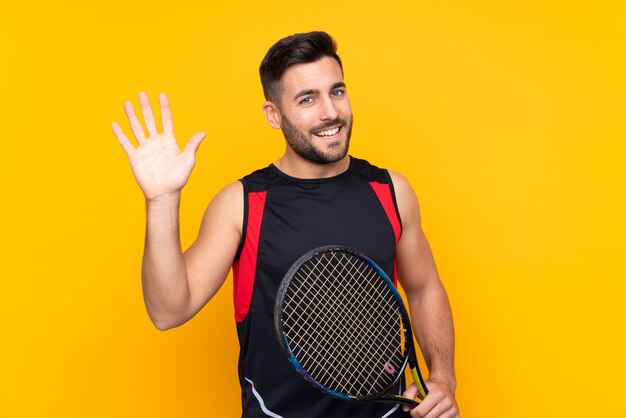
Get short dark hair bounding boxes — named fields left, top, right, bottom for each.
left=259, top=31, right=343, bottom=104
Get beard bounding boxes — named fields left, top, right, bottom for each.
left=280, top=114, right=353, bottom=165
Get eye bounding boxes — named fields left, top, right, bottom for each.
left=331, top=89, right=345, bottom=97
left=300, top=97, right=314, bottom=104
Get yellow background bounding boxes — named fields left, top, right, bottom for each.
left=1, top=1, right=625, bottom=417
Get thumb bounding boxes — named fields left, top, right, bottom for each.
left=183, top=131, right=206, bottom=157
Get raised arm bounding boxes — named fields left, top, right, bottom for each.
left=112, top=93, right=242, bottom=330
left=390, top=171, right=460, bottom=418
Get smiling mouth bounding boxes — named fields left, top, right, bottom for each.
left=313, top=126, right=342, bottom=138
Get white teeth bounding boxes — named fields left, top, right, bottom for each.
left=315, top=127, right=340, bottom=137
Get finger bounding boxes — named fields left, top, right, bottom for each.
left=437, top=408, right=459, bottom=418
left=159, top=93, right=174, bottom=135
left=111, top=122, right=136, bottom=156
left=422, top=403, right=445, bottom=418
left=183, top=131, right=206, bottom=158
left=422, top=400, right=455, bottom=418
left=138, top=92, right=158, bottom=137
left=124, top=101, right=147, bottom=144
left=402, top=384, right=421, bottom=413
left=410, top=393, right=438, bottom=417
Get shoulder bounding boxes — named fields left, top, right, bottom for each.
left=387, top=170, right=412, bottom=195
left=212, top=163, right=274, bottom=209
left=387, top=170, right=421, bottom=227
left=211, top=181, right=244, bottom=208
left=200, top=181, right=244, bottom=234
left=240, top=165, right=281, bottom=191
left=350, top=156, right=390, bottom=184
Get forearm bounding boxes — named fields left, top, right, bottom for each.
left=409, top=281, right=456, bottom=391
left=141, top=193, right=191, bottom=329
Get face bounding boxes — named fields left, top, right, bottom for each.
left=268, top=56, right=353, bottom=165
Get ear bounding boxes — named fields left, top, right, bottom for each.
left=262, top=101, right=282, bottom=129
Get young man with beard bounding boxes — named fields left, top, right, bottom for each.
left=113, top=31, right=459, bottom=418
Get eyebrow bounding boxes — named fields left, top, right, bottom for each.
left=293, top=89, right=318, bottom=101
left=292, top=82, right=347, bottom=101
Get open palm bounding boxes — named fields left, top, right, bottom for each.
left=112, top=92, right=206, bottom=201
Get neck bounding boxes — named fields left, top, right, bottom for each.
left=274, top=150, right=350, bottom=179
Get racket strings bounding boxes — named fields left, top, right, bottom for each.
left=280, top=251, right=408, bottom=397
left=287, top=256, right=401, bottom=393
left=284, top=257, right=403, bottom=395
left=286, top=254, right=397, bottom=367
left=288, top=254, right=398, bottom=363
left=284, top=256, right=371, bottom=382
left=321, top=255, right=405, bottom=393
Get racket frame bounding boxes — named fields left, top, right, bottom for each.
left=274, top=245, right=428, bottom=408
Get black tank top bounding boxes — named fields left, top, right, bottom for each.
left=232, top=156, right=407, bottom=418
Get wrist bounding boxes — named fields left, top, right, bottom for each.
left=146, top=192, right=181, bottom=207
left=428, top=371, right=457, bottom=392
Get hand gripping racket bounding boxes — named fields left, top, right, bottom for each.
left=274, top=245, right=428, bottom=408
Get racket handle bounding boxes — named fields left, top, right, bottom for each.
left=410, top=367, right=429, bottom=399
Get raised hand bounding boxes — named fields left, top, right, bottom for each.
left=112, top=92, right=206, bottom=202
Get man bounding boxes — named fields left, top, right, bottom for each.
left=112, top=31, right=459, bottom=418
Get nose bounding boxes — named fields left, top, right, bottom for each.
left=319, top=96, right=339, bottom=121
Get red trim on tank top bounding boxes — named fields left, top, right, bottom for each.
left=369, top=182, right=401, bottom=244
left=232, top=191, right=266, bottom=322
left=369, top=181, right=402, bottom=285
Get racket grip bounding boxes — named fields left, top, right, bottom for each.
left=410, top=367, right=429, bottom=399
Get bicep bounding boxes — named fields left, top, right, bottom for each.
left=390, top=171, right=441, bottom=297
left=183, top=181, right=244, bottom=316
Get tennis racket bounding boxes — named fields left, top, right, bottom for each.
left=274, top=245, right=428, bottom=408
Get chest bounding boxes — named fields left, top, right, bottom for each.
left=257, top=177, right=397, bottom=282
